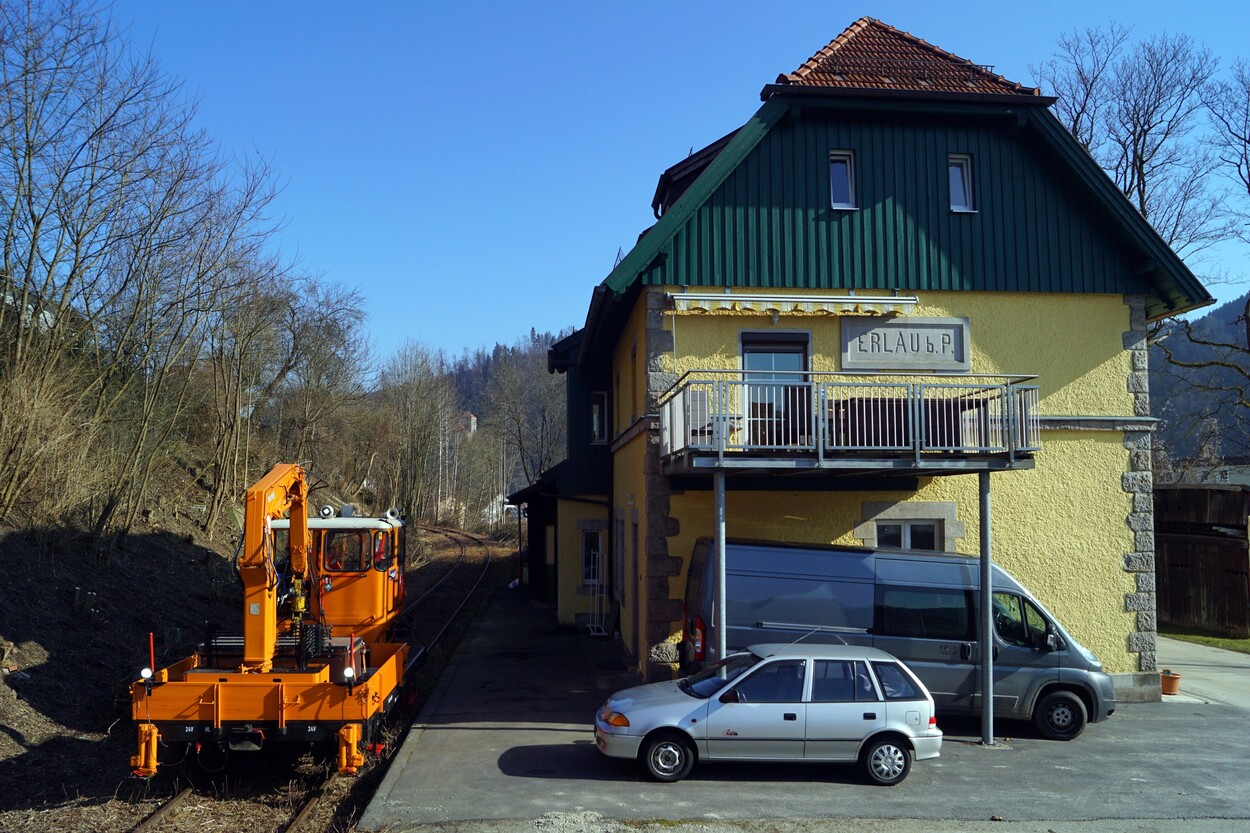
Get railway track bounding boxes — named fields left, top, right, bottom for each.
left=126, top=525, right=506, bottom=833
left=404, top=525, right=496, bottom=667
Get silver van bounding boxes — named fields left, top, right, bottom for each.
left=680, top=538, right=1116, bottom=740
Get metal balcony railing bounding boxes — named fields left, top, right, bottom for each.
left=658, top=371, right=1040, bottom=464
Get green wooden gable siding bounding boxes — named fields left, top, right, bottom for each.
left=638, top=108, right=1150, bottom=297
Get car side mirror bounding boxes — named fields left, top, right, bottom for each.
left=719, top=688, right=740, bottom=704
left=1044, top=632, right=1058, bottom=652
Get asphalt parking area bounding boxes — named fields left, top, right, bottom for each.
left=361, top=589, right=1250, bottom=830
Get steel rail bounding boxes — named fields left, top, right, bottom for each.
left=129, top=786, right=192, bottom=833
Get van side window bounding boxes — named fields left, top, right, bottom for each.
left=870, top=661, right=924, bottom=701
left=876, top=586, right=973, bottom=640
left=994, top=592, right=1050, bottom=648
left=727, top=574, right=873, bottom=631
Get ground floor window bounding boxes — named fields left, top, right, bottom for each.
left=582, top=528, right=604, bottom=586
left=854, top=501, right=964, bottom=551
left=877, top=520, right=939, bottom=551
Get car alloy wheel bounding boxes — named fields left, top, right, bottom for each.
left=863, top=738, right=911, bottom=786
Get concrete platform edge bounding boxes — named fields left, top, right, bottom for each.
left=357, top=614, right=482, bottom=831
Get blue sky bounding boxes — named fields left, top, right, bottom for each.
left=110, top=1, right=1250, bottom=359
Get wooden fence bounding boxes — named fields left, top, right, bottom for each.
left=1155, top=487, right=1250, bottom=638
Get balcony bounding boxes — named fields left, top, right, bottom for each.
left=657, top=371, right=1040, bottom=476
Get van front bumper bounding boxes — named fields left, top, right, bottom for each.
left=1091, top=670, right=1117, bottom=722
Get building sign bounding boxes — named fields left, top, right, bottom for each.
left=841, top=317, right=970, bottom=372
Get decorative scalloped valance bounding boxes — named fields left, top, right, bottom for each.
left=667, top=292, right=918, bottom=315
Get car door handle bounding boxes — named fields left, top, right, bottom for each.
left=783, top=713, right=797, bottom=721
left=960, top=643, right=972, bottom=661
left=863, top=712, right=877, bottom=720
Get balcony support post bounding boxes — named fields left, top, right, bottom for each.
left=714, top=469, right=727, bottom=664
left=979, top=469, right=995, bottom=746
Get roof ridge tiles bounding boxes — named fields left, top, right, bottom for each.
left=777, top=17, right=1040, bottom=97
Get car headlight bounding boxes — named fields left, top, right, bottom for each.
left=598, top=705, right=630, bottom=728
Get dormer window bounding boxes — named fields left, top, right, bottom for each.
left=829, top=150, right=856, bottom=209
left=949, top=154, right=975, bottom=212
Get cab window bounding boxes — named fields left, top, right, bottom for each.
left=324, top=531, right=368, bottom=572
left=373, top=531, right=393, bottom=570
left=993, top=592, right=1050, bottom=648
left=272, top=529, right=291, bottom=573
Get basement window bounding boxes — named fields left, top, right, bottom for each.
left=829, top=150, right=856, bottom=209
left=949, top=154, right=975, bottom=212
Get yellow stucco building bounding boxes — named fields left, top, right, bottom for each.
left=514, top=19, right=1210, bottom=708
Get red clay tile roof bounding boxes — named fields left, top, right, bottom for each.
left=775, top=17, right=1040, bottom=97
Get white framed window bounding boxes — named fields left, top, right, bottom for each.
left=829, top=150, right=856, bottom=209
left=855, top=501, right=963, bottom=552
left=581, top=528, right=604, bottom=586
left=591, top=391, right=609, bottom=444
left=949, top=154, right=974, bottom=212
left=877, top=520, right=940, bottom=551
left=742, top=332, right=810, bottom=446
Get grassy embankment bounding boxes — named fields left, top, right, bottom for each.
left=1160, top=627, right=1250, bottom=655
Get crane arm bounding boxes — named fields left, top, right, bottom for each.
left=240, top=463, right=310, bottom=670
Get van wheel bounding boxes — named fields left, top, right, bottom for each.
left=862, top=737, right=911, bottom=785
left=1034, top=690, right=1088, bottom=740
left=641, top=733, right=695, bottom=782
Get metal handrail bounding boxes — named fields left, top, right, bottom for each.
left=658, top=372, right=1041, bottom=459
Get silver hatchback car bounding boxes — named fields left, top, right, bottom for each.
left=595, top=643, right=942, bottom=785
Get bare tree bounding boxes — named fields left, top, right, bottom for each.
left=1039, top=24, right=1250, bottom=470
left=484, top=333, right=566, bottom=485
left=1036, top=27, right=1233, bottom=260
left=276, top=280, right=371, bottom=487
left=374, top=341, right=461, bottom=519
left=196, top=261, right=302, bottom=536
left=0, top=0, right=281, bottom=534
left=1205, top=59, right=1250, bottom=243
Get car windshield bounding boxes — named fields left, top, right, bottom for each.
left=680, top=652, right=759, bottom=698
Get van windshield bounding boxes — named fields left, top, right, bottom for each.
left=680, top=652, right=759, bottom=699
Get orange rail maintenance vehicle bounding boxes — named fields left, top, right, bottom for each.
left=131, top=463, right=409, bottom=776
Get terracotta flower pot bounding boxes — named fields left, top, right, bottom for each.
left=1160, top=669, right=1181, bottom=696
